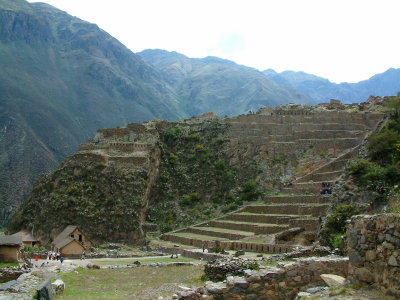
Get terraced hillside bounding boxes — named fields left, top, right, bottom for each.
left=161, top=104, right=386, bottom=252
left=11, top=100, right=386, bottom=244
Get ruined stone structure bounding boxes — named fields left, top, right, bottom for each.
left=162, top=105, right=385, bottom=252
left=177, top=257, right=348, bottom=299
left=13, top=101, right=387, bottom=245
left=347, top=214, right=400, bottom=298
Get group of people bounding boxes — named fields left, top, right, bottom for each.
left=320, top=182, right=332, bottom=194
left=47, top=251, right=64, bottom=263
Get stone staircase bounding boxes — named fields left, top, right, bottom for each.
left=161, top=161, right=340, bottom=253
left=161, top=109, right=385, bottom=253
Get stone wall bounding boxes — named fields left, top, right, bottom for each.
left=177, top=257, right=348, bottom=300
left=346, top=214, right=400, bottom=298
left=161, top=234, right=295, bottom=254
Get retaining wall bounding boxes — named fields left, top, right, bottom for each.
left=346, top=214, right=400, bottom=298
left=178, top=257, right=348, bottom=300
left=161, top=234, right=295, bottom=254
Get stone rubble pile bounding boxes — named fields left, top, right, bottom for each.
left=175, top=256, right=348, bottom=300
left=0, top=272, right=44, bottom=299
left=203, top=258, right=259, bottom=282
left=265, top=245, right=334, bottom=262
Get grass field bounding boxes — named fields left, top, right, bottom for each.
left=55, top=265, right=204, bottom=300
left=92, top=256, right=199, bottom=266
left=0, top=262, right=19, bottom=268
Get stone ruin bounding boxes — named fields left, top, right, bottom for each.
left=173, top=213, right=400, bottom=299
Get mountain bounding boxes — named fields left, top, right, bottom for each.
left=0, top=0, right=187, bottom=223
left=137, top=49, right=316, bottom=116
left=0, top=0, right=321, bottom=224
left=264, top=68, right=400, bottom=103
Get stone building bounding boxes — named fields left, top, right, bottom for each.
left=11, top=230, right=41, bottom=247
left=0, top=236, right=23, bottom=262
left=52, top=225, right=93, bottom=256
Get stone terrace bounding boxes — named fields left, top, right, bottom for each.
left=162, top=108, right=385, bottom=253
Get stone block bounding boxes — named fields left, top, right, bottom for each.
left=51, top=279, right=65, bottom=294
left=320, top=274, right=346, bottom=287
left=388, top=255, right=398, bottom=266
left=365, top=250, right=376, bottom=261
left=36, top=279, right=53, bottom=300
left=354, top=267, right=374, bottom=283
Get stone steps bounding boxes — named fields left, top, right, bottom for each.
left=242, top=203, right=329, bottom=217
left=228, top=122, right=368, bottom=132
left=183, top=227, right=254, bottom=240
left=159, top=111, right=385, bottom=253
left=265, top=195, right=331, bottom=204
left=293, top=145, right=361, bottom=185
left=204, top=220, right=289, bottom=235
left=297, top=170, right=343, bottom=183
left=282, top=181, right=335, bottom=194
left=220, top=212, right=312, bottom=224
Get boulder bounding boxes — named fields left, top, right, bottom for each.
left=320, top=274, right=346, bottom=287
left=51, top=279, right=65, bottom=294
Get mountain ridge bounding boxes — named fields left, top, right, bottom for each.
left=138, top=49, right=316, bottom=116
left=264, top=68, right=400, bottom=103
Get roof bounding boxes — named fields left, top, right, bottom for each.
left=53, top=225, right=78, bottom=247
left=54, top=237, right=84, bottom=250
left=11, top=230, right=40, bottom=242
left=52, top=225, right=92, bottom=249
left=0, top=235, right=23, bottom=246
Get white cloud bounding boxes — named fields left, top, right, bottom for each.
left=27, top=0, right=400, bottom=83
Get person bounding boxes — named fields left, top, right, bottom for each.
left=60, top=255, right=64, bottom=264
left=81, top=251, right=86, bottom=260
left=34, top=255, right=39, bottom=262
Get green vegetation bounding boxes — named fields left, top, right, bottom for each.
left=238, top=179, right=264, bottom=203
left=321, top=204, right=360, bottom=248
left=55, top=265, right=203, bottom=300
left=92, top=256, right=199, bottom=266
left=147, top=121, right=261, bottom=232
left=0, top=262, right=19, bottom=268
left=346, top=97, right=400, bottom=198
left=10, top=161, right=148, bottom=241
left=24, top=246, right=45, bottom=252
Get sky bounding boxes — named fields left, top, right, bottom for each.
left=27, top=0, right=400, bottom=83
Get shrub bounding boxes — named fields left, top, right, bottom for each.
left=322, top=204, right=360, bottom=248
left=367, top=128, right=400, bottom=164
left=239, top=180, right=264, bottom=202
left=164, top=127, right=183, bottom=143
left=194, top=144, right=208, bottom=152
left=222, top=202, right=239, bottom=214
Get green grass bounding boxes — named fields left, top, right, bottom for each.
left=0, top=262, right=19, bottom=268
left=55, top=265, right=204, bottom=300
left=92, top=256, right=199, bottom=266
left=171, top=232, right=228, bottom=241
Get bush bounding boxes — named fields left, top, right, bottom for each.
left=239, top=180, right=264, bottom=202
left=368, top=128, right=400, bottom=164
left=222, top=202, right=239, bottom=214
left=346, top=159, right=400, bottom=194
left=322, top=204, right=360, bottom=248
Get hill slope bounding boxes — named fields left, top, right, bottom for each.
left=138, top=49, right=316, bottom=116
left=264, top=68, right=400, bottom=103
left=10, top=102, right=386, bottom=244
left=0, top=0, right=321, bottom=223
left=0, top=0, right=186, bottom=223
